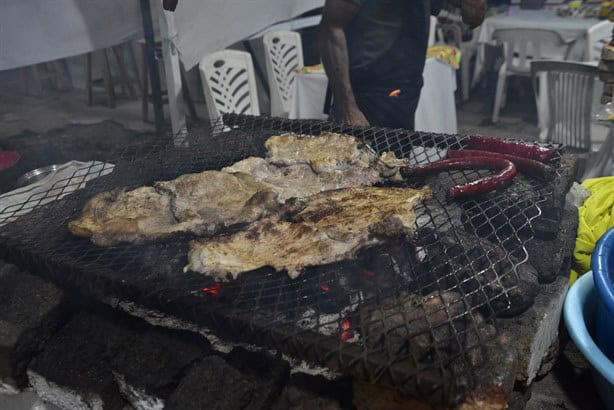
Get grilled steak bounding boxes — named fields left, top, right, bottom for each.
left=265, top=132, right=374, bottom=173
left=222, top=157, right=382, bottom=202
left=185, top=186, right=432, bottom=281
left=69, top=171, right=279, bottom=246
left=223, top=133, right=409, bottom=201
left=154, top=171, right=279, bottom=231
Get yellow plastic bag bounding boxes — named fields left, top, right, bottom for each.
left=571, top=176, right=614, bottom=284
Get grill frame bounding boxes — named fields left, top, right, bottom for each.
left=0, top=115, right=567, bottom=404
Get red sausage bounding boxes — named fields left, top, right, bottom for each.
left=466, top=136, right=557, bottom=163
left=400, top=157, right=518, bottom=199
left=447, top=150, right=556, bottom=181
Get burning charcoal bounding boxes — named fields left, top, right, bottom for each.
left=357, top=244, right=418, bottom=295
left=28, top=312, right=133, bottom=410
left=361, top=291, right=468, bottom=362
left=0, top=268, right=67, bottom=389
left=110, top=327, right=211, bottom=409
left=165, top=356, right=258, bottom=410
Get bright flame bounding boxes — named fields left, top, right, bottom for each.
left=201, top=283, right=222, bottom=296
left=320, top=283, right=330, bottom=292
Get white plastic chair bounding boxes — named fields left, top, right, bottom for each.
left=263, top=30, right=304, bottom=118
left=428, top=16, right=438, bottom=47
left=491, top=29, right=573, bottom=123
left=198, top=50, right=260, bottom=122
left=586, top=21, right=614, bottom=62
left=531, top=60, right=599, bottom=177
left=460, top=27, right=481, bottom=102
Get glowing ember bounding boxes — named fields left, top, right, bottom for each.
left=320, top=283, right=330, bottom=292
left=340, top=318, right=354, bottom=342
left=201, top=283, right=222, bottom=296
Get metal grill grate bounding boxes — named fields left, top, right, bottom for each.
left=0, top=115, right=563, bottom=404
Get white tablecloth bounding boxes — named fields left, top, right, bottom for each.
left=479, top=8, right=602, bottom=45
left=0, top=0, right=147, bottom=71
left=290, top=58, right=458, bottom=134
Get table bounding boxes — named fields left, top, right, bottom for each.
left=475, top=8, right=612, bottom=132
left=475, top=8, right=610, bottom=78
left=289, top=58, right=458, bottom=134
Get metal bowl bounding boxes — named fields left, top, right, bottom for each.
left=14, top=164, right=63, bottom=189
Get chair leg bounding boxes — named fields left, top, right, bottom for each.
left=492, top=63, right=507, bottom=124
left=86, top=53, right=93, bottom=105
left=500, top=75, right=509, bottom=110
left=141, top=44, right=149, bottom=122
left=112, top=45, right=136, bottom=98
left=461, top=53, right=471, bottom=102
left=100, top=49, right=115, bottom=108
left=180, top=65, right=198, bottom=119
left=30, top=65, right=44, bottom=96
left=126, top=42, right=143, bottom=94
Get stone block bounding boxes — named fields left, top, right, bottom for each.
left=164, top=355, right=259, bottom=410
left=110, top=326, right=210, bottom=409
left=0, top=267, right=66, bottom=389
left=28, top=311, right=133, bottom=410
left=500, top=275, right=570, bottom=385
left=225, top=347, right=290, bottom=408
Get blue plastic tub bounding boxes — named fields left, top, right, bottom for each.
left=564, top=271, right=614, bottom=410
left=593, top=227, right=614, bottom=361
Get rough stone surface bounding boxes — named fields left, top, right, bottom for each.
left=499, top=275, right=569, bottom=385
left=27, top=311, right=132, bottom=410
left=164, top=355, right=258, bottom=410
left=0, top=266, right=66, bottom=389
left=522, top=338, right=605, bottom=410
left=110, top=326, right=211, bottom=408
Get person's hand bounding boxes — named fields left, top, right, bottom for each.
left=339, top=107, right=370, bottom=126
left=461, top=0, right=486, bottom=28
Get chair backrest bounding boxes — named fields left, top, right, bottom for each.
left=531, top=60, right=598, bottom=151
left=493, top=29, right=571, bottom=75
left=437, top=22, right=463, bottom=48
left=198, top=49, right=260, bottom=121
left=428, top=16, right=437, bottom=46
left=263, top=30, right=304, bottom=117
left=587, top=21, right=614, bottom=62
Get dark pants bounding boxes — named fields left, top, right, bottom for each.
left=331, top=87, right=421, bottom=130
left=355, top=87, right=421, bottom=130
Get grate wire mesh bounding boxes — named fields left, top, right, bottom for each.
left=0, top=115, right=563, bottom=404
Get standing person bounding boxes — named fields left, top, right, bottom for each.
left=318, top=0, right=486, bottom=129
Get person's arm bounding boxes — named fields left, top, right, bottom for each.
left=446, top=0, right=487, bottom=28
left=318, top=0, right=369, bottom=126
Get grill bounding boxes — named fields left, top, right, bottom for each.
left=0, top=115, right=567, bottom=405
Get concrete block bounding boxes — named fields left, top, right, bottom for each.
left=0, top=268, right=66, bottom=389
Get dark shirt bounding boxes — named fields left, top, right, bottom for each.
left=345, top=0, right=442, bottom=91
